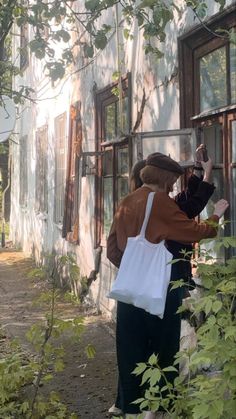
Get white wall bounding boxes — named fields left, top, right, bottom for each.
left=10, top=0, right=234, bottom=318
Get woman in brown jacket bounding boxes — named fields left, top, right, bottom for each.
left=107, top=152, right=228, bottom=419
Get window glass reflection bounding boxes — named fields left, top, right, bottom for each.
left=117, top=178, right=129, bottom=204
left=105, top=103, right=116, bottom=141
left=122, top=96, right=129, bottom=133
left=103, top=178, right=113, bottom=236
left=202, top=124, right=223, bottom=164
left=232, top=120, right=236, bottom=163
left=232, top=169, right=236, bottom=239
left=200, top=169, right=225, bottom=261
left=230, top=42, right=236, bottom=104
left=142, top=135, right=194, bottom=164
left=103, top=150, right=113, bottom=176
left=200, top=47, right=227, bottom=111
left=117, top=148, right=129, bottom=175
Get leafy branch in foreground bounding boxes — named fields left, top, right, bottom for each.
left=0, top=0, right=230, bottom=102
left=133, top=236, right=236, bottom=419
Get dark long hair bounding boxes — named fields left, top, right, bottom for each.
left=129, top=160, right=146, bottom=192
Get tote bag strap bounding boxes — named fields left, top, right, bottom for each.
left=140, top=192, right=155, bottom=238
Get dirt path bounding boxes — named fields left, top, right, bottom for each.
left=0, top=249, right=117, bottom=418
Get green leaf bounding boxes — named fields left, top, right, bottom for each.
left=132, top=362, right=147, bottom=376
left=212, top=300, right=222, bottom=313
left=84, top=44, right=94, bottom=58
left=57, top=29, right=71, bottom=42
left=224, top=326, right=236, bottom=340
left=212, top=399, right=224, bottom=416
left=162, top=366, right=178, bottom=373
left=54, top=359, right=64, bottom=372
left=150, top=369, right=161, bottom=387
left=69, top=413, right=79, bottom=419
left=112, top=71, right=121, bottom=81
left=148, top=353, right=157, bottom=365
left=19, top=401, right=30, bottom=413
left=215, top=0, right=226, bottom=12
left=170, top=279, right=185, bottom=290
left=43, top=373, right=53, bottom=382
left=85, top=344, right=96, bottom=359
left=138, top=0, right=156, bottom=8
left=140, top=399, right=149, bottom=409
left=85, top=0, right=100, bottom=12
left=229, top=28, right=236, bottom=45
left=123, top=28, right=130, bottom=39
left=132, top=397, right=145, bottom=405
left=94, top=32, right=107, bottom=50
left=205, top=299, right=212, bottom=315
left=141, top=368, right=153, bottom=385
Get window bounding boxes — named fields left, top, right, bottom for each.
left=54, top=113, right=67, bottom=224
left=230, top=118, right=236, bottom=239
left=62, top=102, right=82, bottom=242
left=134, top=129, right=197, bottom=196
left=35, top=126, right=48, bottom=213
left=179, top=5, right=236, bottom=256
left=95, top=75, right=131, bottom=245
left=19, top=135, right=28, bottom=206
left=196, top=39, right=236, bottom=113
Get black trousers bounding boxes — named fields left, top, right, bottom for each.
left=115, top=284, right=182, bottom=414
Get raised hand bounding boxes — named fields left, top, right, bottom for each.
left=213, top=199, right=229, bottom=218
left=202, top=157, right=213, bottom=182
left=195, top=144, right=208, bottom=166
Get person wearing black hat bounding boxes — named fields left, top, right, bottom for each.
left=107, top=151, right=228, bottom=419
left=109, top=147, right=215, bottom=418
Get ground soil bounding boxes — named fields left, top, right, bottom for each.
left=0, top=249, right=118, bottom=419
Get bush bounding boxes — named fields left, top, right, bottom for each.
left=133, top=236, right=236, bottom=419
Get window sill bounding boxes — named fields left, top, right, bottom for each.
left=191, top=103, right=236, bottom=120
left=101, top=135, right=130, bottom=147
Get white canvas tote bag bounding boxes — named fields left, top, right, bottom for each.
left=108, top=192, right=173, bottom=318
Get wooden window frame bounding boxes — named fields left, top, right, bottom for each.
left=179, top=4, right=236, bottom=241
left=95, top=73, right=132, bottom=247
left=62, top=102, right=82, bottom=243
left=19, top=135, right=28, bottom=207
left=54, top=112, right=67, bottom=225
left=35, top=126, right=48, bottom=213
left=179, top=4, right=236, bottom=128
left=20, top=23, right=29, bottom=71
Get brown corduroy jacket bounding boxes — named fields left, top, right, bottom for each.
left=107, top=186, right=219, bottom=268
